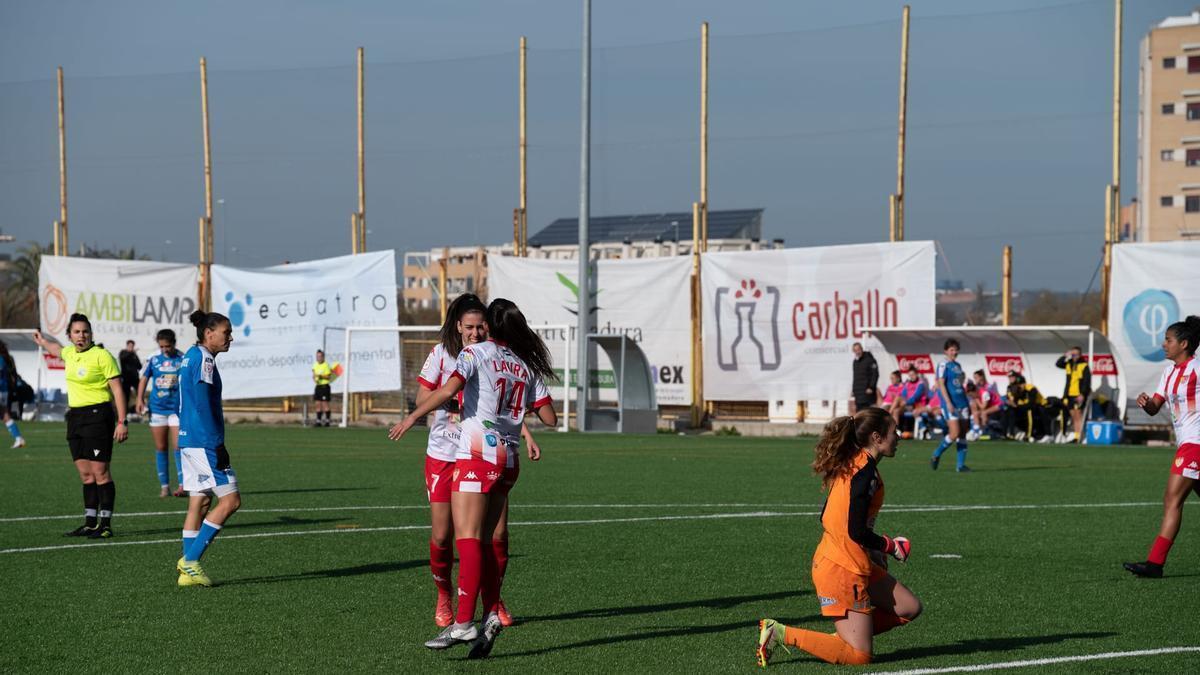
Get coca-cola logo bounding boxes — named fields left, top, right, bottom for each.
left=42, top=351, right=65, bottom=371
left=986, top=355, right=1025, bottom=376
left=1084, top=354, right=1118, bottom=376
left=897, top=354, right=934, bottom=374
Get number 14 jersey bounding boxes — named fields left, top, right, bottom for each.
left=450, top=340, right=552, bottom=467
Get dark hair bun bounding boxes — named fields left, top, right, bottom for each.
left=189, top=310, right=207, bottom=328
left=69, top=313, right=89, bottom=324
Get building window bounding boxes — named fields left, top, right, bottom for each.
left=1191, top=55, right=1200, bottom=73
left=1188, top=196, right=1200, bottom=213
left=1190, top=103, right=1200, bottom=120
left=1162, top=196, right=1175, bottom=207
left=1165, top=57, right=1177, bottom=69
left=1164, top=103, right=1177, bottom=115
left=1189, top=149, right=1200, bottom=166
left=1162, top=149, right=1175, bottom=161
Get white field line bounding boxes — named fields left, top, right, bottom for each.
left=0, top=510, right=810, bottom=554
left=1, top=500, right=1195, bottom=555
left=868, top=646, right=1200, bottom=674
left=0, top=500, right=1180, bottom=524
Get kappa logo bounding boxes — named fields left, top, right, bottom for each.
left=715, top=279, right=782, bottom=372
left=465, top=471, right=478, bottom=480
left=1122, top=289, right=1179, bottom=361
left=1189, top=461, right=1199, bottom=469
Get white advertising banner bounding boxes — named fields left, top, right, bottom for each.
left=1110, top=241, right=1200, bottom=413
left=38, top=256, right=199, bottom=374
left=211, top=251, right=399, bottom=399
left=701, top=242, right=936, bottom=401
left=487, top=256, right=693, bottom=405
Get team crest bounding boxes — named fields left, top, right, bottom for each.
left=452, top=468, right=460, bottom=481
left=1176, top=457, right=1184, bottom=467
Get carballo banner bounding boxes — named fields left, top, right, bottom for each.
left=701, top=242, right=936, bottom=401
left=487, top=256, right=692, bottom=405
left=1110, top=241, right=1200, bottom=410
left=39, top=256, right=198, bottom=365
left=211, top=251, right=399, bottom=399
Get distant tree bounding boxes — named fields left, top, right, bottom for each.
left=1020, top=290, right=1102, bottom=329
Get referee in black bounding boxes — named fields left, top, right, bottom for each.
left=33, top=313, right=129, bottom=539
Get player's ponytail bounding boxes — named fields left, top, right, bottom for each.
left=1169, top=315, right=1200, bottom=356
left=812, top=407, right=895, bottom=489
left=486, top=298, right=556, bottom=382
left=190, top=310, right=230, bottom=344
left=440, top=293, right=487, bottom=357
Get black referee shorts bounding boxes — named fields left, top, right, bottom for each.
left=66, top=403, right=115, bottom=463
left=314, top=384, right=332, bottom=402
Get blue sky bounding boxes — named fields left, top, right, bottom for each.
left=0, top=0, right=1194, bottom=290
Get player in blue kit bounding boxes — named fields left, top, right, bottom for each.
left=137, top=329, right=186, bottom=498
left=930, top=338, right=971, bottom=473
left=175, top=310, right=240, bottom=587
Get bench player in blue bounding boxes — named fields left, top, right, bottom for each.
left=176, top=310, right=241, bottom=587
left=137, top=329, right=185, bottom=498
left=930, top=338, right=971, bottom=473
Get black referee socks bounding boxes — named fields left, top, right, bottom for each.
left=97, top=482, right=116, bottom=527
left=83, top=483, right=99, bottom=528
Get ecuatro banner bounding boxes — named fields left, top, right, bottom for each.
left=487, top=256, right=693, bottom=405
left=1110, top=241, right=1200, bottom=411
left=38, top=256, right=199, bottom=367
left=701, top=241, right=936, bottom=401
left=211, top=250, right=399, bottom=399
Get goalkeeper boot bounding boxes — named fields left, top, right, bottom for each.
left=176, top=557, right=213, bottom=587
left=424, top=622, right=478, bottom=650
left=756, top=618, right=789, bottom=667
left=1123, top=560, right=1163, bottom=578
left=496, top=599, right=515, bottom=627
left=434, top=591, right=453, bottom=627
left=467, top=613, right=503, bottom=659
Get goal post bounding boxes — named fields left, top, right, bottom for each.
left=333, top=324, right=572, bottom=432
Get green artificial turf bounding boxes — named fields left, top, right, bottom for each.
left=1, top=422, right=1196, bottom=673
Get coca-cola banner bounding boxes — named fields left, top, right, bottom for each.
left=701, top=242, right=936, bottom=401
left=1086, top=354, right=1118, bottom=377
left=986, top=354, right=1025, bottom=376
left=897, top=353, right=935, bottom=374
left=1110, top=242, right=1200, bottom=413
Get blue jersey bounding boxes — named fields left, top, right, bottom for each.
left=141, top=350, right=184, bottom=415
left=179, top=345, right=224, bottom=449
left=937, top=359, right=969, bottom=409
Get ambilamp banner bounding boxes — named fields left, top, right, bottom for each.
left=701, top=242, right=936, bottom=401
left=38, top=256, right=199, bottom=368
left=487, top=256, right=692, bottom=405
left=1110, top=241, right=1200, bottom=412
left=211, top=250, right=399, bottom=399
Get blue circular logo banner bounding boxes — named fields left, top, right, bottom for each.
left=1122, top=289, right=1179, bottom=361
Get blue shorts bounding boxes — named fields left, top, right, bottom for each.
left=181, top=446, right=238, bottom=497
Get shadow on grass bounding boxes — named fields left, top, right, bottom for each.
left=489, top=614, right=823, bottom=659
left=244, top=487, right=379, bottom=495
left=981, top=465, right=1078, bottom=472
left=219, top=559, right=426, bottom=586
left=125, top=516, right=347, bottom=536
left=874, top=631, right=1118, bottom=663
left=518, top=589, right=810, bottom=624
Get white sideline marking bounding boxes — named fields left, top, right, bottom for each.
left=868, top=646, right=1200, bottom=674
left=0, top=499, right=1180, bottom=524
left=0, top=510, right=812, bottom=554
left=929, top=554, right=962, bottom=559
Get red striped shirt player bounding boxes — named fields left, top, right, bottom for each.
left=390, top=298, right=557, bottom=658
left=1125, top=315, right=1200, bottom=578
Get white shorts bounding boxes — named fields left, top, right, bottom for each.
left=149, top=413, right=180, bottom=428
left=181, top=446, right=239, bottom=497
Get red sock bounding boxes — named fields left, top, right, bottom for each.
left=872, top=610, right=910, bottom=635
left=454, top=538, right=482, bottom=624
left=1148, top=536, right=1174, bottom=566
left=493, top=537, right=509, bottom=582
left=429, top=540, right=454, bottom=594
left=481, top=539, right=501, bottom=614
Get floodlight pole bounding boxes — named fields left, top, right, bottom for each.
left=56, top=67, right=69, bottom=256
left=1002, top=245, right=1012, bottom=327
left=890, top=5, right=910, bottom=243
left=519, top=36, right=529, bottom=257
left=1101, top=0, right=1122, bottom=336
left=576, top=0, right=592, bottom=432
left=199, top=57, right=215, bottom=311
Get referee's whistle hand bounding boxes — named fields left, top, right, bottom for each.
left=114, top=426, right=128, bottom=443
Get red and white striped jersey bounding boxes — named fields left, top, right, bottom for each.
left=1154, top=358, right=1200, bottom=446
left=417, top=344, right=460, bottom=462
left=450, top=340, right=552, bottom=467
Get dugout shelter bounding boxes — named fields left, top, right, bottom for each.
left=864, top=326, right=1128, bottom=425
